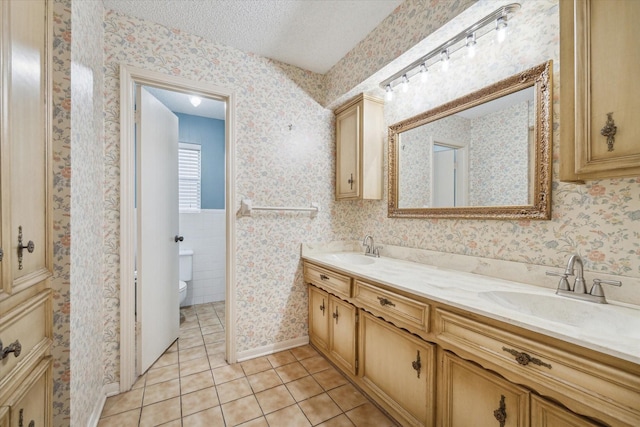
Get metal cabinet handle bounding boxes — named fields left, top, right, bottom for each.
left=493, top=395, right=506, bottom=427
left=347, top=173, right=354, bottom=190
left=377, top=296, right=396, bottom=307
left=19, top=409, right=35, bottom=427
left=17, top=226, right=35, bottom=270
left=319, top=299, right=325, bottom=316
left=332, top=308, right=339, bottom=323
left=0, top=339, right=22, bottom=359
left=174, top=235, right=184, bottom=242
left=0, top=247, right=3, bottom=262
left=319, top=274, right=329, bottom=281
left=411, top=350, right=421, bottom=378
left=600, top=112, right=617, bottom=152
left=502, top=346, right=551, bottom=369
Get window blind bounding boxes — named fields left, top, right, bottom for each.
left=178, top=143, right=201, bottom=211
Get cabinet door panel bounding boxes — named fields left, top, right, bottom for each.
left=360, top=311, right=435, bottom=426
left=329, top=296, right=357, bottom=375
left=336, top=105, right=360, bottom=200
left=531, top=395, right=600, bottom=427
left=308, top=285, right=329, bottom=351
left=440, top=351, right=530, bottom=427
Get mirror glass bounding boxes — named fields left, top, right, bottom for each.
left=388, top=61, right=552, bottom=220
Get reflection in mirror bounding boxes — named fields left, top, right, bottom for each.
left=389, top=61, right=552, bottom=220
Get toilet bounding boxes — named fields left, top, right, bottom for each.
left=179, top=249, right=194, bottom=306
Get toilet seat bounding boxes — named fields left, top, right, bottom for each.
left=179, top=280, right=187, bottom=292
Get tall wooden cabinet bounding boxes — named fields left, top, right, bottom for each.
left=334, top=94, right=384, bottom=200
left=0, top=0, right=53, bottom=425
left=560, top=0, right=640, bottom=181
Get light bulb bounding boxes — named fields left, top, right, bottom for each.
left=496, top=16, right=507, bottom=43
left=466, top=33, right=477, bottom=58
left=440, top=50, right=450, bottom=72
left=401, top=74, right=409, bottom=93
left=419, top=63, right=428, bottom=83
left=189, top=96, right=202, bottom=107
left=385, top=84, right=393, bottom=101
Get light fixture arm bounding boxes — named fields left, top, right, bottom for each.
left=379, top=3, right=521, bottom=91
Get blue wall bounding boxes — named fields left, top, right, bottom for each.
left=176, top=113, right=225, bottom=209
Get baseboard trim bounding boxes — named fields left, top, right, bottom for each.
left=236, top=336, right=309, bottom=362
left=88, top=383, right=120, bottom=427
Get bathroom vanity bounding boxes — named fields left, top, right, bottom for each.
left=302, top=250, right=640, bottom=427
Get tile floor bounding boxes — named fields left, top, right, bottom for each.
left=98, top=302, right=397, bottom=426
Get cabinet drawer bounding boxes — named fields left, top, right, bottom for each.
left=354, top=280, right=429, bottom=335
left=5, top=358, right=51, bottom=427
left=0, top=291, right=51, bottom=387
left=304, top=263, right=351, bottom=298
left=435, top=308, right=640, bottom=427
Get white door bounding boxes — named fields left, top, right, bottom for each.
left=433, top=148, right=456, bottom=207
left=136, top=86, right=180, bottom=373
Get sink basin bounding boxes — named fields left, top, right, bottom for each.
left=479, top=290, right=640, bottom=338
left=323, top=253, right=376, bottom=266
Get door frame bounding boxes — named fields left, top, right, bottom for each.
left=119, top=65, right=237, bottom=391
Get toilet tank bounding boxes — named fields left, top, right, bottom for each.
left=179, top=249, right=194, bottom=282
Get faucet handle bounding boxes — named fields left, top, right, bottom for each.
left=589, top=278, right=622, bottom=297
left=546, top=271, right=571, bottom=291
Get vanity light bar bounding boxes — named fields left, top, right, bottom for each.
left=379, top=3, right=521, bottom=94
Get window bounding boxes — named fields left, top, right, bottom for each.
left=178, top=142, right=201, bottom=211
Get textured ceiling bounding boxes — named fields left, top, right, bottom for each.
left=103, top=0, right=403, bottom=74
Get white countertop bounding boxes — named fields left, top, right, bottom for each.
left=302, top=251, right=640, bottom=365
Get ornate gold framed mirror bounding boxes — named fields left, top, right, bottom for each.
left=388, top=60, right=552, bottom=220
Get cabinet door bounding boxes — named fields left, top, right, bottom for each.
left=308, top=285, right=329, bottom=351
left=335, top=103, right=360, bottom=200
left=531, top=395, right=600, bottom=427
left=359, top=311, right=435, bottom=426
left=1, top=0, right=51, bottom=295
left=7, top=359, right=51, bottom=427
left=328, top=295, right=357, bottom=375
left=440, top=351, right=530, bottom=427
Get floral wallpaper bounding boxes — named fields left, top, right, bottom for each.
left=69, top=0, right=105, bottom=425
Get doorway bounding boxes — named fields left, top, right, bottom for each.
left=119, top=65, right=237, bottom=391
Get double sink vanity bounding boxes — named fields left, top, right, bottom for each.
left=301, top=244, right=640, bottom=427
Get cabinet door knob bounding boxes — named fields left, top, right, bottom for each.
left=319, top=299, right=325, bottom=315
left=600, top=112, right=617, bottom=152
left=0, top=339, right=22, bottom=359
left=411, top=350, right=421, bottom=378
left=377, top=297, right=396, bottom=307
left=17, top=226, right=35, bottom=270
left=348, top=173, right=354, bottom=190
left=174, top=235, right=184, bottom=242
left=493, top=395, right=506, bottom=427
left=332, top=308, right=339, bottom=323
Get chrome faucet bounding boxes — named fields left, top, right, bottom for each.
left=362, top=235, right=380, bottom=257
left=546, top=254, right=622, bottom=304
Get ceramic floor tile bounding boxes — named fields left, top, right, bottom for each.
left=101, top=388, right=144, bottom=417
left=291, top=345, right=319, bottom=361
left=202, top=328, right=225, bottom=340
left=180, top=356, right=211, bottom=377
left=181, top=386, right=220, bottom=416
left=313, top=367, right=348, bottom=391
left=179, top=335, right=205, bottom=350
left=179, top=344, right=208, bottom=362
left=240, top=356, right=272, bottom=376
left=181, top=406, right=225, bottom=427
left=275, top=361, right=309, bottom=383
left=299, top=392, right=343, bottom=425
left=221, top=395, right=263, bottom=426
left=146, top=364, right=180, bottom=386
left=152, top=351, right=179, bottom=369
left=165, top=341, right=178, bottom=353
left=180, top=327, right=203, bottom=339
left=317, top=414, right=356, bottom=427
left=206, top=341, right=226, bottom=354
left=267, top=350, right=297, bottom=368
left=209, top=352, right=228, bottom=369
left=97, top=408, right=140, bottom=427
left=216, top=377, right=253, bottom=404
left=199, top=319, right=224, bottom=330
left=299, top=355, right=332, bottom=374
left=179, top=319, right=200, bottom=330
left=246, top=369, right=283, bottom=393
left=131, top=373, right=146, bottom=390
left=212, top=364, right=245, bottom=384
left=142, top=378, right=180, bottom=406
left=237, top=416, right=269, bottom=427
left=158, top=420, right=181, bottom=427
left=327, top=383, right=368, bottom=412
left=265, top=404, right=312, bottom=427
left=181, top=370, right=215, bottom=395
left=345, top=402, right=396, bottom=427
left=139, top=396, right=181, bottom=427
left=254, top=384, right=296, bottom=414
left=285, top=375, right=324, bottom=402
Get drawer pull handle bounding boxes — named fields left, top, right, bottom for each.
left=332, top=308, right=339, bottom=323
left=17, top=226, right=35, bottom=270
left=19, top=409, right=35, bottom=427
left=377, top=297, right=396, bottom=307
left=319, top=274, right=329, bottom=281
left=0, top=338, right=22, bottom=359
left=411, top=350, right=421, bottom=378
left=493, top=395, right=506, bottom=427
left=320, top=299, right=325, bottom=315
left=600, top=112, right=617, bottom=151
left=502, top=346, right=551, bottom=369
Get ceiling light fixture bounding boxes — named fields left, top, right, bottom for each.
left=379, top=3, right=520, bottom=93
left=385, top=84, right=394, bottom=101
left=189, top=96, right=202, bottom=107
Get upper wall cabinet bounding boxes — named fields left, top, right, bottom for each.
left=560, top=0, right=640, bottom=181
left=335, top=94, right=384, bottom=200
